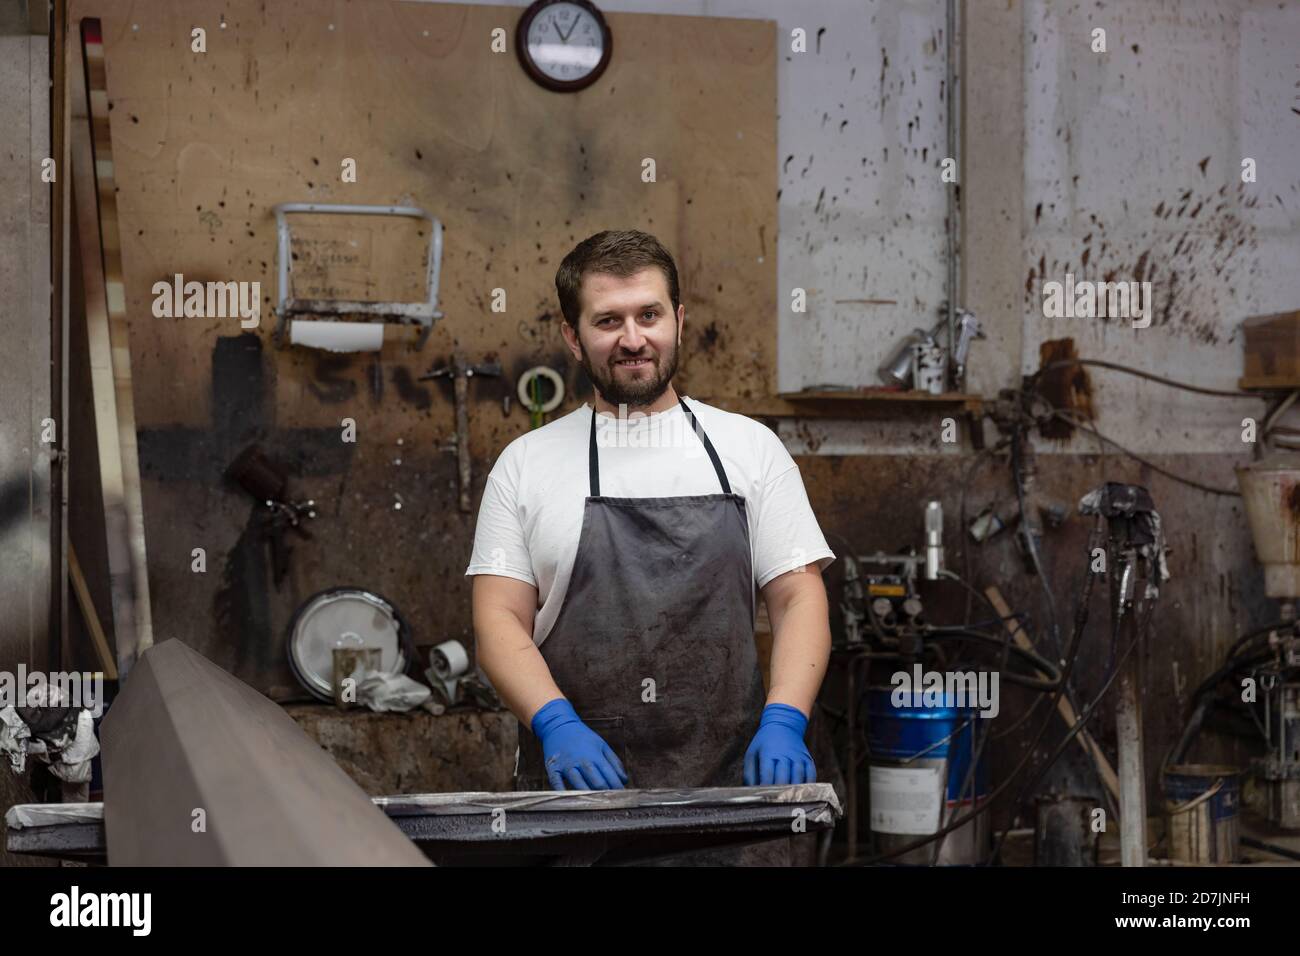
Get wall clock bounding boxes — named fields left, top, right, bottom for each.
left=516, top=0, right=612, bottom=92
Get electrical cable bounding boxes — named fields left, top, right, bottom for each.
left=1045, top=408, right=1242, bottom=496
left=1011, top=429, right=1064, bottom=669
left=988, top=592, right=1153, bottom=862
left=1033, top=358, right=1262, bottom=400
left=1161, top=622, right=1287, bottom=771
left=932, top=599, right=1015, bottom=864
left=937, top=569, right=1034, bottom=646
left=920, top=629, right=1062, bottom=691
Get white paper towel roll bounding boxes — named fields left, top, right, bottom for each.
left=289, top=319, right=385, bottom=352
left=430, top=640, right=469, bottom=680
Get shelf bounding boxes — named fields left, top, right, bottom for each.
left=1238, top=377, right=1300, bottom=392
left=698, top=390, right=983, bottom=420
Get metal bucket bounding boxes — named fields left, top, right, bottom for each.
left=1235, top=455, right=1300, bottom=598
left=1034, top=794, right=1100, bottom=866
left=1164, top=764, right=1241, bottom=864
left=866, top=687, right=989, bottom=865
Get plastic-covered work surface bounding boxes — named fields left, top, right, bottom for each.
left=8, top=784, right=841, bottom=866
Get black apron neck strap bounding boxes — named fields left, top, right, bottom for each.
left=587, top=397, right=731, bottom=497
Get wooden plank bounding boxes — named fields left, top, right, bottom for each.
left=1116, top=630, right=1148, bottom=867
left=67, top=544, right=119, bottom=680
left=702, top=392, right=983, bottom=419
left=100, top=639, right=431, bottom=866
left=70, top=19, right=152, bottom=677
left=1238, top=376, right=1300, bottom=391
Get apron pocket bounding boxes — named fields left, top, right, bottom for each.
left=583, top=715, right=634, bottom=787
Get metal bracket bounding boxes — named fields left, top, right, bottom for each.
left=272, top=202, right=444, bottom=349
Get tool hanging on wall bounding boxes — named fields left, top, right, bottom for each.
left=420, top=354, right=501, bottom=512
left=517, top=366, right=565, bottom=429
left=878, top=309, right=983, bottom=392
left=225, top=444, right=317, bottom=588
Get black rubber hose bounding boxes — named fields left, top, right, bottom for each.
left=921, top=628, right=1062, bottom=691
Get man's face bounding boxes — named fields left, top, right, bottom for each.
left=562, top=267, right=684, bottom=409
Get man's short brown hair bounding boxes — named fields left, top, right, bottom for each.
left=555, top=230, right=681, bottom=328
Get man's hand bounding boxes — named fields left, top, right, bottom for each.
left=531, top=698, right=629, bottom=791
left=744, top=703, right=816, bottom=785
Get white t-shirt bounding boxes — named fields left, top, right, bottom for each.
left=465, top=398, right=835, bottom=647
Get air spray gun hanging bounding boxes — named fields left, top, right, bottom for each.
left=225, top=443, right=317, bottom=588
left=878, top=309, right=983, bottom=394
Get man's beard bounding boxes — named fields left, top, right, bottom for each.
left=579, top=335, right=679, bottom=409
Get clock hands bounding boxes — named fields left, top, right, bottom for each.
left=551, top=12, right=580, bottom=44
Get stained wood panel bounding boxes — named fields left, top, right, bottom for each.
left=63, top=0, right=776, bottom=691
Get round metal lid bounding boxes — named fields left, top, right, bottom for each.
left=287, top=589, right=408, bottom=701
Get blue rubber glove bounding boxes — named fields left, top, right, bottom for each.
left=531, top=698, right=629, bottom=791
left=744, top=703, right=816, bottom=786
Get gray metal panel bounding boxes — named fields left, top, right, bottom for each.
left=100, top=639, right=431, bottom=866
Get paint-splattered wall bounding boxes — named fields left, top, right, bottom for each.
left=1020, top=0, right=1300, bottom=453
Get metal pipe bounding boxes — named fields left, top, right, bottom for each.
left=945, top=0, right=958, bottom=387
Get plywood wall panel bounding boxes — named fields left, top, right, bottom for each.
left=65, top=0, right=775, bottom=691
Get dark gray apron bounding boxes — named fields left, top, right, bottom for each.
left=515, top=398, right=793, bottom=865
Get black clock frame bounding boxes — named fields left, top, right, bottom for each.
left=515, top=0, right=613, bottom=93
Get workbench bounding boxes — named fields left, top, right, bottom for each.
left=7, top=784, right=841, bottom=866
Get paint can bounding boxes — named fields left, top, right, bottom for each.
left=332, top=646, right=382, bottom=709
left=866, top=687, right=989, bottom=865
left=1034, top=793, right=1100, bottom=866
left=1164, top=764, right=1241, bottom=864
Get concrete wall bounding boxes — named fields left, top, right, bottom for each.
left=1020, top=0, right=1300, bottom=453
left=0, top=24, right=54, bottom=867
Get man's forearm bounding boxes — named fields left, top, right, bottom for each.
left=764, top=579, right=831, bottom=717
left=474, top=607, right=565, bottom=728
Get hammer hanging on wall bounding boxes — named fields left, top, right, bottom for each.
left=421, top=353, right=501, bottom=512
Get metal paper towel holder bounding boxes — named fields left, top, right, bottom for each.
left=271, top=202, right=444, bottom=350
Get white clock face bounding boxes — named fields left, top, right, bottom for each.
left=526, top=2, right=605, bottom=83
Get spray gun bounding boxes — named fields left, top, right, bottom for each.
left=951, top=310, right=983, bottom=391
left=877, top=310, right=983, bottom=391
left=225, top=444, right=317, bottom=587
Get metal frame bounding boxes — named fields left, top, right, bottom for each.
left=272, top=202, right=444, bottom=349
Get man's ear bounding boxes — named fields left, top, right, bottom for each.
left=676, top=303, right=686, bottom=337
left=560, top=319, right=583, bottom=361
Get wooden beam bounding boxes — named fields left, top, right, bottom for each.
left=70, top=18, right=152, bottom=677
left=699, top=391, right=983, bottom=420
left=67, top=544, right=118, bottom=680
